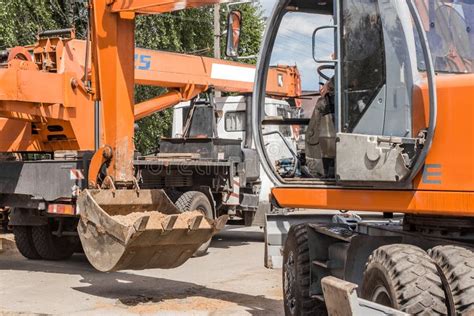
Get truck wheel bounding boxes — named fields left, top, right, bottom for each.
left=31, top=224, right=76, bottom=260
left=12, top=226, right=41, bottom=259
left=165, top=189, right=184, bottom=203
left=282, top=224, right=326, bottom=316
left=429, top=245, right=474, bottom=315
left=175, top=191, right=213, bottom=257
left=361, top=244, right=447, bottom=315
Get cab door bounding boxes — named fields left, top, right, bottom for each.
left=334, top=0, right=436, bottom=186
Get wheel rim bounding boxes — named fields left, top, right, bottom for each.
left=372, top=285, right=394, bottom=307
left=284, top=251, right=297, bottom=315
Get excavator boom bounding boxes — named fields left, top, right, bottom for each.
left=85, top=0, right=229, bottom=271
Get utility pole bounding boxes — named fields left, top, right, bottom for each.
left=213, top=3, right=222, bottom=97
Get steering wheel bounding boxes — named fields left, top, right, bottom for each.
left=317, top=64, right=335, bottom=81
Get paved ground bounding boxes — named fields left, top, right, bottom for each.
left=0, top=227, right=283, bottom=315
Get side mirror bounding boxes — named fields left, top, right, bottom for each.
left=312, top=25, right=337, bottom=63
left=225, top=10, right=242, bottom=58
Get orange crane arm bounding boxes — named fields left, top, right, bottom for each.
left=133, top=48, right=301, bottom=119
left=0, top=33, right=301, bottom=152
left=109, top=0, right=223, bottom=13
left=0, top=41, right=299, bottom=118
left=134, top=48, right=300, bottom=96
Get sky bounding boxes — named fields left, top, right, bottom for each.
left=260, top=0, right=275, bottom=15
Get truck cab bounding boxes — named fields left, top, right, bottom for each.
left=171, top=95, right=298, bottom=225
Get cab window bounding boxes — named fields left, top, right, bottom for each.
left=341, top=0, right=386, bottom=132
left=415, top=0, right=474, bottom=73
left=225, top=111, right=246, bottom=132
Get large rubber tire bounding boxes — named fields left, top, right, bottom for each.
left=361, top=244, right=447, bottom=315
left=31, top=224, right=76, bottom=260
left=12, top=226, right=41, bottom=259
left=429, top=245, right=474, bottom=315
left=165, top=189, right=184, bottom=203
left=174, top=191, right=213, bottom=257
left=282, top=224, right=326, bottom=316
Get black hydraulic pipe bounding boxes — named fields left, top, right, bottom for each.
left=38, top=28, right=74, bottom=38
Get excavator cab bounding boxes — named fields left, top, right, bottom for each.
left=253, top=2, right=474, bottom=314
left=253, top=0, right=443, bottom=187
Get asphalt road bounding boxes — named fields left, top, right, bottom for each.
left=0, top=226, right=283, bottom=315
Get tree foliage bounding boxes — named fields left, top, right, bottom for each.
left=134, top=3, right=264, bottom=154
left=134, top=8, right=216, bottom=154
left=0, top=0, right=61, bottom=48
left=0, top=1, right=264, bottom=155
left=0, top=0, right=87, bottom=49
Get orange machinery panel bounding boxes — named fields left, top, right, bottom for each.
left=272, top=74, right=474, bottom=217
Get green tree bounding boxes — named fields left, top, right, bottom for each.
left=0, top=0, right=88, bottom=49
left=134, top=8, right=216, bottom=154
left=134, top=3, right=264, bottom=154
left=0, top=0, right=64, bottom=48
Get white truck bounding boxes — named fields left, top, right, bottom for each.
left=169, top=95, right=297, bottom=228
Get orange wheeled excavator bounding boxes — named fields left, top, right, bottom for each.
left=247, top=0, right=474, bottom=314
left=0, top=1, right=301, bottom=272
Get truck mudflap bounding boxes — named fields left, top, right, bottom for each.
left=77, top=189, right=227, bottom=272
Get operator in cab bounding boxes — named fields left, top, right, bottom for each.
left=304, top=54, right=336, bottom=179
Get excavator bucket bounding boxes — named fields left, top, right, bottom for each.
left=77, top=189, right=227, bottom=272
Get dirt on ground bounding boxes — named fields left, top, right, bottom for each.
left=112, top=210, right=211, bottom=229
left=0, top=226, right=283, bottom=315
left=114, top=295, right=235, bottom=314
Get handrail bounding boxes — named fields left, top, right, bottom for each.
left=405, top=0, right=437, bottom=184
left=262, top=130, right=299, bottom=178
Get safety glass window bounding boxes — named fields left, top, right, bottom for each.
left=414, top=0, right=474, bottom=73
left=225, top=111, right=246, bottom=132
left=341, top=0, right=386, bottom=133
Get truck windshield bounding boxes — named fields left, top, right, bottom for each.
left=415, top=0, right=474, bottom=73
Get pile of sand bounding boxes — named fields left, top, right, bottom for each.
left=112, top=211, right=211, bottom=229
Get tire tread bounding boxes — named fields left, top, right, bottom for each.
left=429, top=245, right=474, bottom=315
left=174, top=191, right=198, bottom=212
left=283, top=224, right=326, bottom=316
left=174, top=191, right=213, bottom=257
left=12, top=226, right=41, bottom=260
left=364, top=244, right=447, bottom=315
left=31, top=225, right=75, bottom=260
